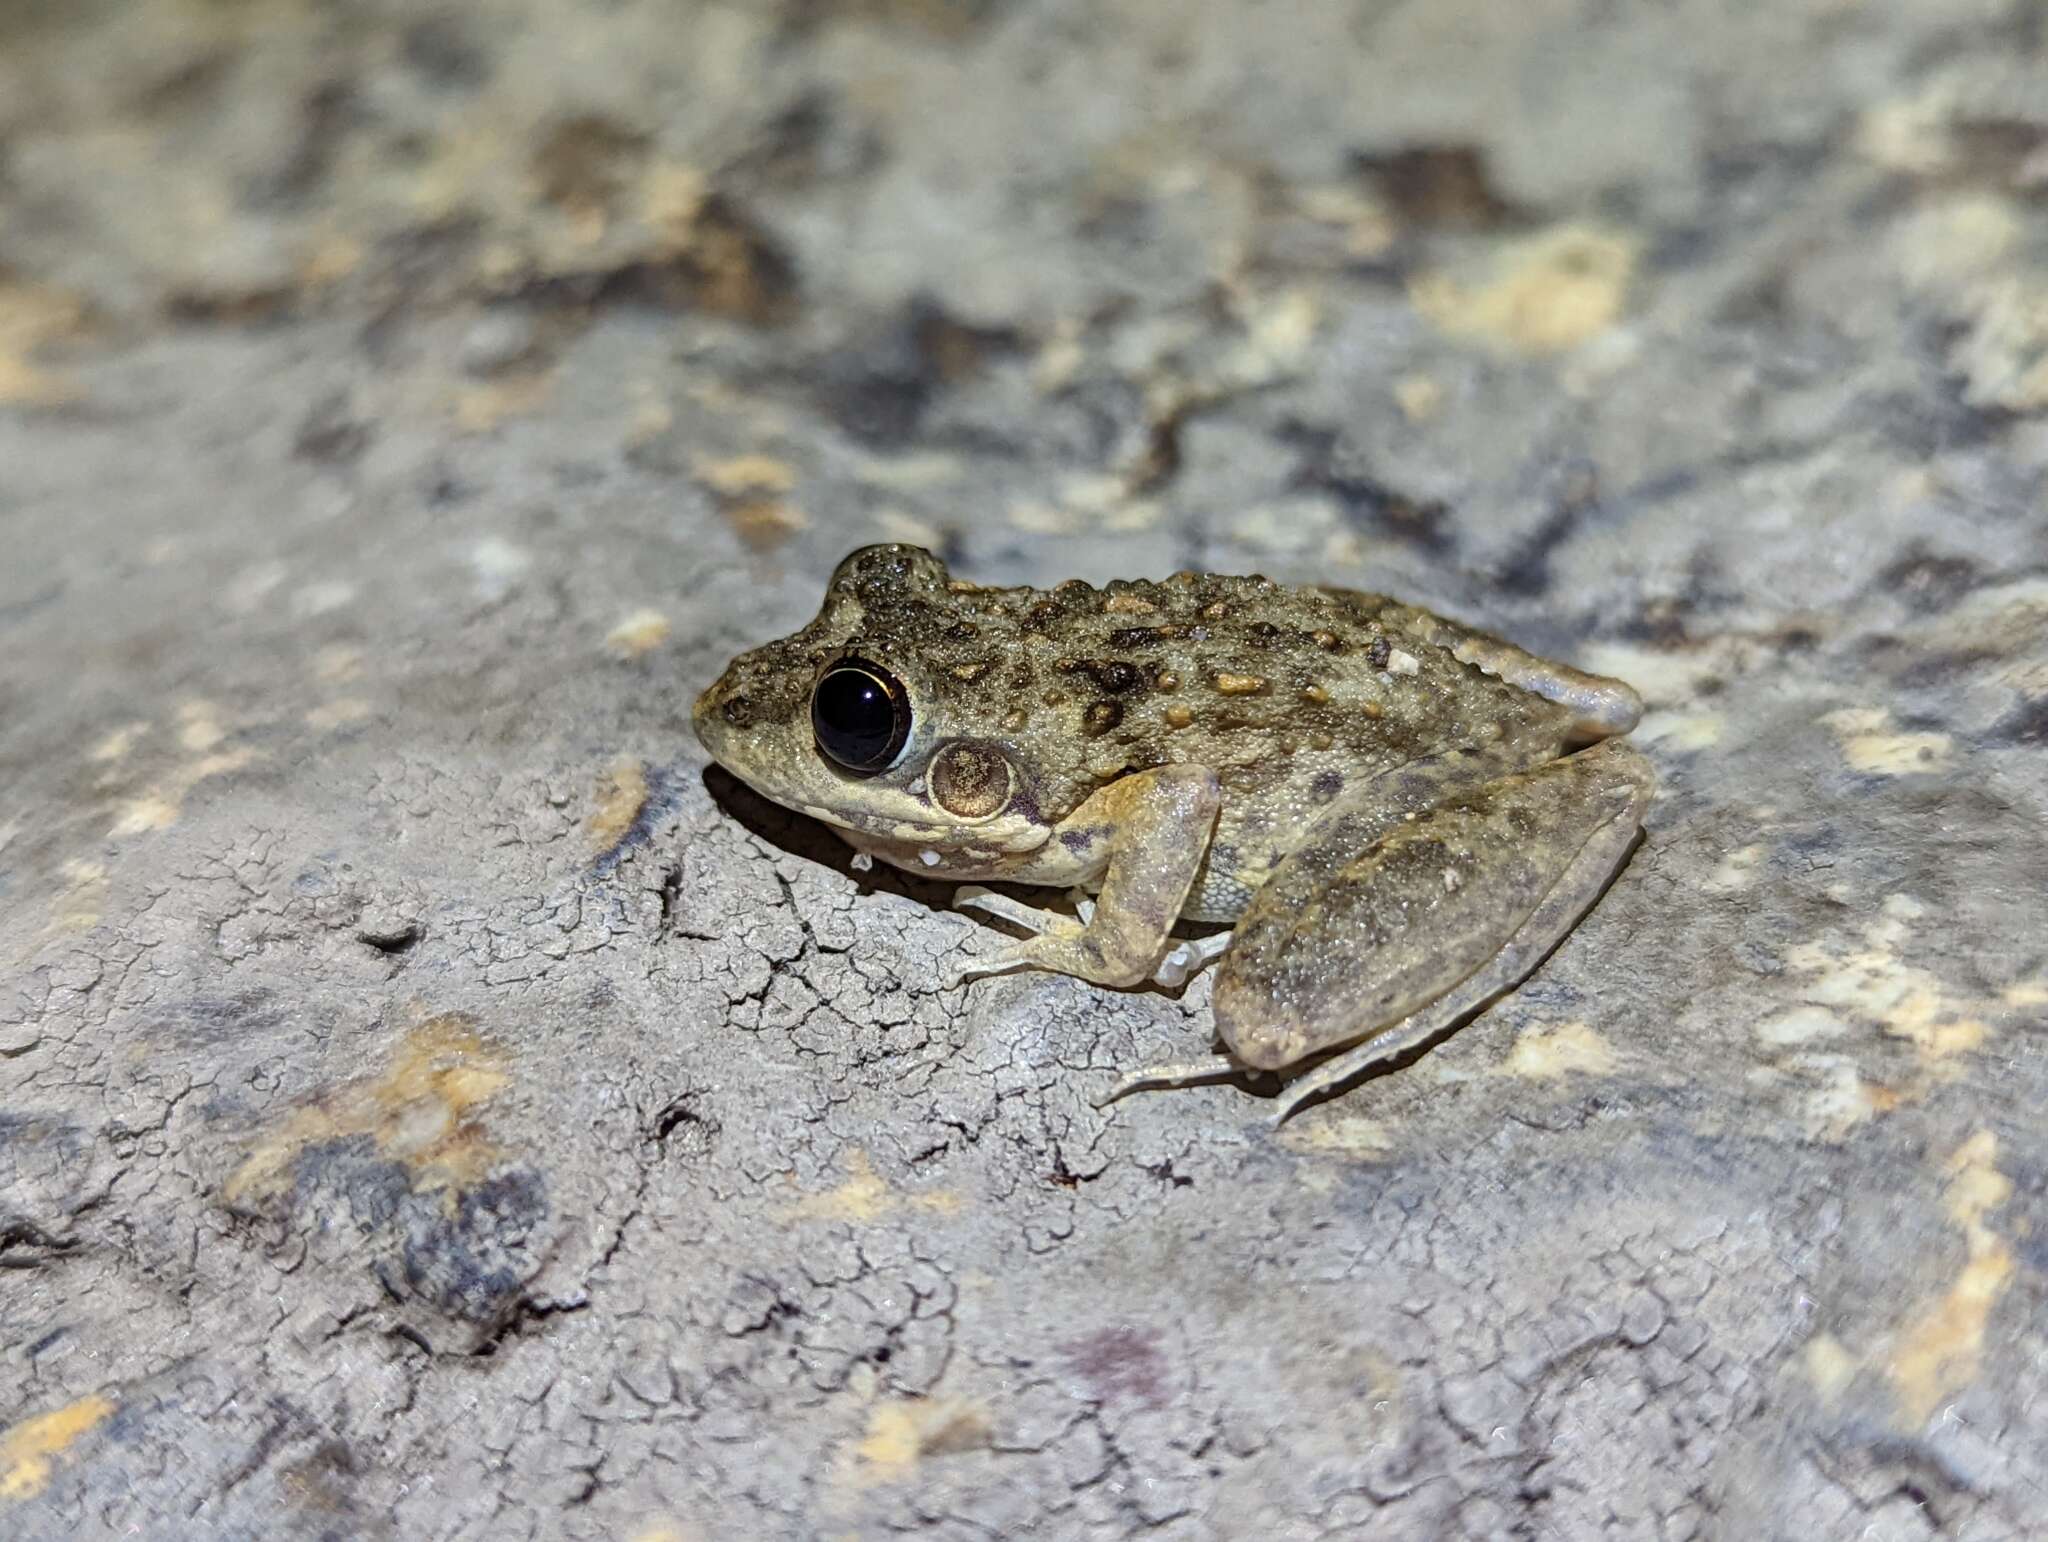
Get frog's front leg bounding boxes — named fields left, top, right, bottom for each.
left=947, top=765, right=1221, bottom=990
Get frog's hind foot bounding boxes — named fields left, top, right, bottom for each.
left=1094, top=1053, right=1247, bottom=1108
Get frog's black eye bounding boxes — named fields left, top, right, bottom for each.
left=811, top=658, right=911, bottom=774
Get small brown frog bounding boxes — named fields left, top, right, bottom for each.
left=694, top=545, right=1653, bottom=1120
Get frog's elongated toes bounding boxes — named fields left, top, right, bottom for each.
left=943, top=943, right=1037, bottom=990
left=953, top=885, right=1081, bottom=939
left=1094, top=1053, right=1245, bottom=1107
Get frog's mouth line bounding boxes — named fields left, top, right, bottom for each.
left=713, top=757, right=972, bottom=848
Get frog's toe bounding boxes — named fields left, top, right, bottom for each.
left=1151, top=930, right=1233, bottom=989
left=943, top=942, right=1038, bottom=990
left=952, top=885, right=1080, bottom=939
left=1095, top=1053, right=1245, bottom=1107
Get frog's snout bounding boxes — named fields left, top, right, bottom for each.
left=691, top=676, right=737, bottom=758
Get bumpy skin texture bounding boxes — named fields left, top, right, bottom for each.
left=696, top=544, right=1654, bottom=1090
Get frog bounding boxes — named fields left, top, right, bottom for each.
left=692, top=544, right=1654, bottom=1122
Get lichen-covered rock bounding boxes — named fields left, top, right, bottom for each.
left=3, top=1, right=2045, bottom=1536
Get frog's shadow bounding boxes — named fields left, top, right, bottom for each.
left=701, top=763, right=980, bottom=916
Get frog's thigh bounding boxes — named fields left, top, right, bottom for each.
left=1215, top=739, right=1655, bottom=1075
left=952, top=765, right=1221, bottom=990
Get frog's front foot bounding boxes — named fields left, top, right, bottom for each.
left=952, top=885, right=1088, bottom=935
left=951, top=886, right=1229, bottom=990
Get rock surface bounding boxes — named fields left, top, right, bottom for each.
left=4, top=1, right=2046, bottom=1537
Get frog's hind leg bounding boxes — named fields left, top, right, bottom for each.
left=1214, top=738, right=1655, bottom=1123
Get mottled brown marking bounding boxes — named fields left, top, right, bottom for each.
left=1312, top=629, right=1342, bottom=651
left=952, top=660, right=991, bottom=681
left=1302, top=684, right=1330, bottom=704
left=1202, top=601, right=1230, bottom=620
left=1103, top=593, right=1156, bottom=614
left=1001, top=708, right=1027, bottom=730
left=1214, top=672, right=1268, bottom=696
left=1110, top=624, right=1181, bottom=648
left=1084, top=701, right=1124, bottom=736
left=1062, top=658, right=1145, bottom=694
left=1156, top=670, right=1181, bottom=691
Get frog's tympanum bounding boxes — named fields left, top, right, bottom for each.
left=695, top=545, right=1654, bottom=1120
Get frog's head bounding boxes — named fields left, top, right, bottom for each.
left=693, top=544, right=1067, bottom=866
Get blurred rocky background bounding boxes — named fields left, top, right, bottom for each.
left=3, top=1, right=2046, bottom=1537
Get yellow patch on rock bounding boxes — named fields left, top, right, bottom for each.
left=89, top=723, right=150, bottom=763
left=1392, top=373, right=1443, bottom=422
left=1578, top=638, right=1751, bottom=710
left=786, top=1148, right=962, bottom=1224
left=873, top=509, right=945, bottom=549
left=1506, top=1021, right=1616, bottom=1078
left=176, top=701, right=226, bottom=753
left=0, top=1393, right=115, bottom=1501
left=1781, top=1055, right=1897, bottom=1141
left=305, top=698, right=373, bottom=731
left=587, top=759, right=649, bottom=851
left=1802, top=1333, right=1857, bottom=1403
left=1410, top=225, right=1638, bottom=356
left=694, top=453, right=796, bottom=498
left=1754, top=1006, right=1847, bottom=1048
left=1787, top=894, right=1988, bottom=1063
left=1821, top=707, right=1950, bottom=776
left=1888, top=1132, right=2015, bottom=1425
left=224, top=1013, right=510, bottom=1210
left=453, top=371, right=554, bottom=432
left=723, top=498, right=809, bottom=552
left=847, top=1399, right=990, bottom=1488
left=1280, top=1114, right=1395, bottom=1161
left=46, top=860, right=108, bottom=936
left=108, top=747, right=259, bottom=837
left=0, top=281, right=88, bottom=407
left=1636, top=709, right=1725, bottom=752
left=606, top=609, right=672, bottom=658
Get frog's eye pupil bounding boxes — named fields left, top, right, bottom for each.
left=812, top=659, right=911, bottom=773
